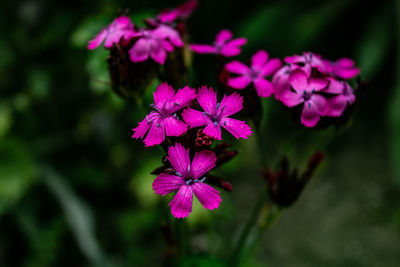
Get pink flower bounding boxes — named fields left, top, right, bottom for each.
left=280, top=69, right=329, bottom=127
left=284, top=52, right=327, bottom=77
left=225, top=50, right=282, bottom=97
left=132, top=83, right=196, bottom=146
left=158, top=0, right=198, bottom=24
left=272, top=65, right=292, bottom=100
left=182, top=86, right=252, bottom=140
left=88, top=16, right=136, bottom=50
left=323, top=58, right=360, bottom=80
left=190, top=30, right=247, bottom=57
left=129, top=25, right=183, bottom=65
left=323, top=79, right=356, bottom=117
left=152, top=143, right=221, bottom=218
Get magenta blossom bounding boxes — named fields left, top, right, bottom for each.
left=129, top=25, right=183, bottom=65
left=157, top=0, right=198, bottom=24
left=182, top=86, right=252, bottom=140
left=190, top=30, right=247, bottom=57
left=272, top=65, right=292, bottom=100
left=284, top=52, right=327, bottom=77
left=323, top=58, right=360, bottom=80
left=323, top=79, right=356, bottom=117
left=280, top=69, right=329, bottom=127
left=225, top=50, right=282, bottom=97
left=132, top=83, right=196, bottom=146
left=88, top=16, right=136, bottom=50
left=153, top=143, right=221, bottom=218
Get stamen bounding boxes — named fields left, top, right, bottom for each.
left=156, top=123, right=161, bottom=128
left=176, top=172, right=182, bottom=177
left=214, top=121, right=218, bottom=126
left=200, top=177, right=206, bottom=182
left=216, top=103, right=221, bottom=109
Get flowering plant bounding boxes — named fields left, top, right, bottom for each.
left=88, top=0, right=362, bottom=265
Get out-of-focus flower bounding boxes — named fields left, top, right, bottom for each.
left=323, top=58, right=360, bottom=80
left=225, top=50, right=281, bottom=97
left=152, top=143, right=221, bottom=218
left=190, top=30, right=247, bottom=57
left=131, top=83, right=196, bottom=146
left=157, top=0, right=198, bottom=24
left=280, top=69, right=328, bottom=127
left=323, top=79, right=356, bottom=117
left=284, top=52, right=327, bottom=77
left=182, top=86, right=252, bottom=140
left=88, top=16, right=136, bottom=50
left=129, top=25, right=183, bottom=65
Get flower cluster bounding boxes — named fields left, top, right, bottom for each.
left=88, top=1, right=198, bottom=65
left=131, top=83, right=252, bottom=218
left=273, top=52, right=360, bottom=127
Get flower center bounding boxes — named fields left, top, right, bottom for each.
left=302, top=90, right=315, bottom=101
left=185, top=177, right=206, bottom=185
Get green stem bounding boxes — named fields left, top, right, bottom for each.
left=174, top=219, right=189, bottom=261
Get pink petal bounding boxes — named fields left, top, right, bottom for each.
left=310, top=94, right=328, bottom=114
left=131, top=111, right=159, bottom=139
left=143, top=120, right=165, bottom=146
left=153, top=174, right=185, bottom=196
left=164, top=117, right=188, bottom=137
left=169, top=86, right=197, bottom=113
left=150, top=38, right=167, bottom=64
left=114, top=16, right=133, bottom=28
left=324, top=78, right=344, bottom=94
left=177, top=0, right=198, bottom=18
left=182, top=108, right=209, bottom=128
left=190, top=150, right=217, bottom=179
left=220, top=38, right=247, bottom=57
left=272, top=65, right=291, bottom=100
left=163, top=40, right=174, bottom=52
left=227, top=76, right=252, bottom=89
left=129, top=38, right=150, bottom=63
left=221, top=118, right=252, bottom=139
left=280, top=90, right=303, bottom=107
left=251, top=50, right=269, bottom=71
left=254, top=78, right=275, bottom=98
left=191, top=182, right=221, bottom=210
left=197, top=86, right=217, bottom=115
left=336, top=58, right=355, bottom=68
left=169, top=185, right=193, bottom=218
left=301, top=101, right=320, bottom=128
left=203, top=123, right=222, bottom=140
left=215, top=29, right=233, bottom=45
left=333, top=67, right=360, bottom=80
left=324, top=95, right=348, bottom=117
left=190, top=44, right=217, bottom=54
left=225, top=61, right=251, bottom=75
left=87, top=29, right=107, bottom=50
left=153, top=83, right=175, bottom=109
left=219, top=92, right=243, bottom=117
left=289, top=69, right=308, bottom=93
left=158, top=9, right=179, bottom=23
left=284, top=54, right=304, bottom=64
left=309, top=77, right=328, bottom=91
left=153, top=25, right=184, bottom=47
left=167, top=143, right=191, bottom=177
left=260, top=58, right=282, bottom=76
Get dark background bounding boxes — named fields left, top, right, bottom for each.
left=0, top=0, right=399, bottom=266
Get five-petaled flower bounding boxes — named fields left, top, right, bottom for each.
left=323, top=58, right=360, bottom=80
left=129, top=25, right=184, bottom=65
left=132, top=83, right=196, bottom=146
left=323, top=79, right=356, bottom=117
left=225, top=50, right=282, bottom=97
left=88, top=16, right=136, bottom=50
left=152, top=143, right=221, bottom=218
left=280, top=69, right=328, bottom=127
left=190, top=30, right=247, bottom=57
left=182, top=86, right=252, bottom=140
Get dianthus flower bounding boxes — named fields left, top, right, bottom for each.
left=280, top=69, right=328, bottom=127
left=190, top=30, right=247, bottom=57
left=152, top=143, right=221, bottom=218
left=129, top=25, right=183, bottom=65
left=225, top=50, right=282, bottom=97
left=284, top=52, right=327, bottom=76
left=132, top=83, right=196, bottom=146
left=182, top=86, right=252, bottom=140
left=88, top=16, right=136, bottom=50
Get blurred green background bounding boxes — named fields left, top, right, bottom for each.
left=0, top=0, right=399, bottom=266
